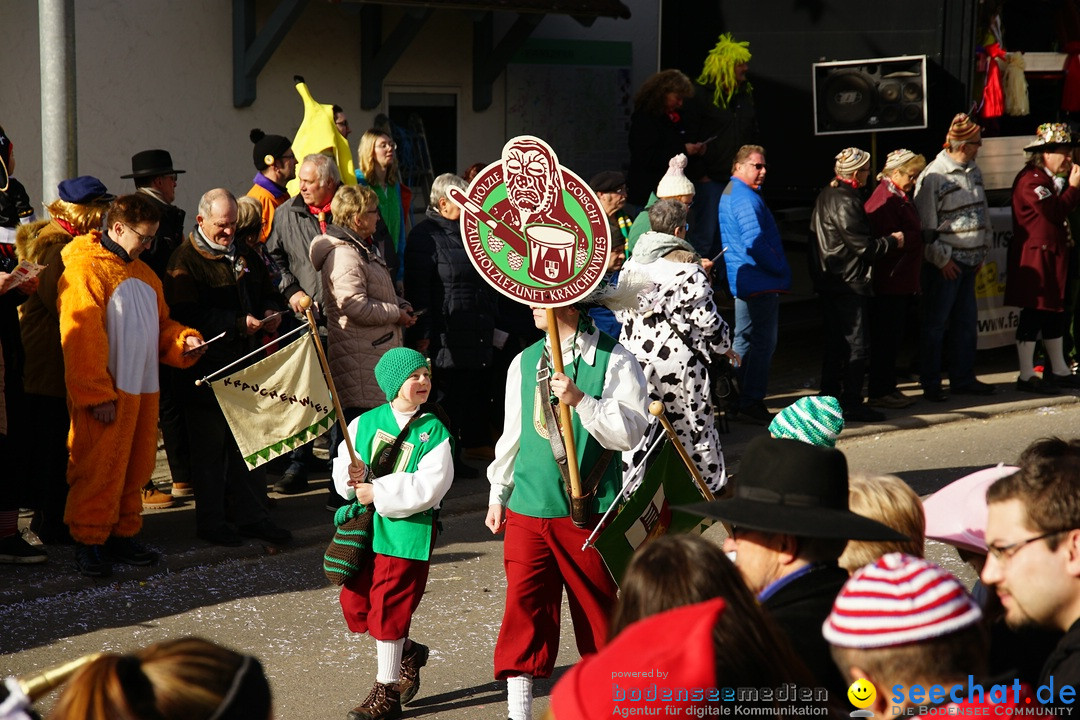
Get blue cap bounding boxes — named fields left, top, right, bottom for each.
left=57, top=176, right=115, bottom=204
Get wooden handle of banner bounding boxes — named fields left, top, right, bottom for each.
left=300, top=296, right=363, bottom=471
left=546, top=308, right=583, bottom=499
left=649, top=401, right=715, bottom=501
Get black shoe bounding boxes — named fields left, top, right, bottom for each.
left=272, top=468, right=309, bottom=495
left=1048, top=372, right=1080, bottom=390
left=1016, top=376, right=1060, bottom=395
left=104, top=535, right=158, bottom=566
left=842, top=403, right=886, bottom=423
left=197, top=523, right=243, bottom=547
left=239, top=519, right=293, bottom=545
left=922, top=387, right=949, bottom=402
left=735, top=402, right=774, bottom=426
left=75, top=543, right=111, bottom=577
left=951, top=380, right=995, bottom=396
left=0, top=533, right=47, bottom=564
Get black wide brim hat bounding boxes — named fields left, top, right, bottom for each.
left=682, top=436, right=908, bottom=541
left=121, top=149, right=186, bottom=179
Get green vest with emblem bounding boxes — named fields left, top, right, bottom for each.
left=509, top=331, right=621, bottom=518
left=355, top=404, right=450, bottom=561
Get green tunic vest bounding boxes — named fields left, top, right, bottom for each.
left=509, top=332, right=622, bottom=518
left=355, top=404, right=450, bottom=561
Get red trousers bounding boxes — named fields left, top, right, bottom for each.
left=493, top=509, right=617, bottom=680
left=340, top=552, right=430, bottom=641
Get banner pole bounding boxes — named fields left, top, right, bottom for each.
left=301, top=297, right=362, bottom=469
left=194, top=323, right=309, bottom=386
left=546, top=308, right=583, bottom=500
left=648, top=401, right=714, bottom=501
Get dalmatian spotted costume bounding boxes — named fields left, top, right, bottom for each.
left=618, top=255, right=731, bottom=492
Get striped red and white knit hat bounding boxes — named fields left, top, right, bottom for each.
left=823, top=553, right=982, bottom=649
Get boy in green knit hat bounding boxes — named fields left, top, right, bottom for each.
left=332, top=347, right=453, bottom=720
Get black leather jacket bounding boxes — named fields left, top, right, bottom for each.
left=808, top=182, right=896, bottom=296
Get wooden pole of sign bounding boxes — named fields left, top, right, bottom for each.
left=546, top=307, right=583, bottom=499
left=649, top=401, right=715, bottom=501
left=300, top=296, right=363, bottom=470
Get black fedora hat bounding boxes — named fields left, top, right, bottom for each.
left=121, top=149, right=186, bottom=179
left=682, top=436, right=907, bottom=540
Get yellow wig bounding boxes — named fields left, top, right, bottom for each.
left=697, top=33, right=752, bottom=109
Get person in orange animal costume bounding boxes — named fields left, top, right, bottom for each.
left=57, top=193, right=204, bottom=577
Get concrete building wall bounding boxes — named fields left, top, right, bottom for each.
left=0, top=0, right=657, bottom=219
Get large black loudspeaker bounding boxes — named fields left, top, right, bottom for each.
left=813, top=55, right=927, bottom=135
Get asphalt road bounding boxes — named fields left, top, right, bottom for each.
left=4, top=403, right=1079, bottom=719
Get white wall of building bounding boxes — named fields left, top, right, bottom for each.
left=0, top=0, right=657, bottom=220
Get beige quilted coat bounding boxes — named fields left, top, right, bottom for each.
left=309, top=226, right=407, bottom=410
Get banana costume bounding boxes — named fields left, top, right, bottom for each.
left=57, top=230, right=200, bottom=544
left=285, top=77, right=356, bottom=196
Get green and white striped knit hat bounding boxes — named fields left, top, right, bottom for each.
left=768, top=396, right=844, bottom=448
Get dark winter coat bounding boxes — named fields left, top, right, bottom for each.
left=809, top=182, right=897, bottom=296
left=404, top=210, right=497, bottom=370
left=762, top=563, right=849, bottom=702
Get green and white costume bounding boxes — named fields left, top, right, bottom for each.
left=333, top=404, right=453, bottom=561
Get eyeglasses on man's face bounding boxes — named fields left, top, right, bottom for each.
left=986, top=529, right=1067, bottom=562
left=122, top=223, right=155, bottom=245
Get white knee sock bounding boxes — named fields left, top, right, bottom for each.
left=507, top=674, right=533, bottom=720
left=1017, top=341, right=1037, bottom=380
left=1046, top=337, right=1071, bottom=376
left=376, top=638, right=405, bottom=684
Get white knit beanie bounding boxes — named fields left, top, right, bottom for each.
left=656, top=154, right=696, bottom=198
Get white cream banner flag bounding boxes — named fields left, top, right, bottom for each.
left=209, top=331, right=335, bottom=469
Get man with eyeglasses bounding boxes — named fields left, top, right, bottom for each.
left=719, top=144, right=790, bottom=426
left=913, top=113, right=996, bottom=402
left=246, top=129, right=297, bottom=244
left=982, top=436, right=1080, bottom=708
left=57, top=193, right=205, bottom=576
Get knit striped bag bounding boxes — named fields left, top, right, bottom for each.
left=323, top=501, right=374, bottom=585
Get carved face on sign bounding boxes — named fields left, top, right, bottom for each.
left=503, top=138, right=562, bottom=217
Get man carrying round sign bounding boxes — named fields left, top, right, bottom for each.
left=485, top=301, right=648, bottom=720
left=454, top=137, right=649, bottom=720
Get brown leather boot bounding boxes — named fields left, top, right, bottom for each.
left=396, top=641, right=430, bottom=705
left=347, top=681, right=401, bottom=720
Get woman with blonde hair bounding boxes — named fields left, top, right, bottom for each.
left=47, top=637, right=272, bottom=719
left=15, top=177, right=114, bottom=548
left=864, top=149, right=926, bottom=410
left=355, top=128, right=412, bottom=284
left=838, top=473, right=925, bottom=573
left=309, top=184, right=415, bottom=424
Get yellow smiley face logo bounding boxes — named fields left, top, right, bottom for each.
left=847, top=678, right=876, bottom=709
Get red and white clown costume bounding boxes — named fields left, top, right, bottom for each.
left=58, top=229, right=200, bottom=544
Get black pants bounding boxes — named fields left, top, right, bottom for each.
left=437, top=366, right=492, bottom=448
left=868, top=294, right=913, bottom=398
left=23, top=393, right=70, bottom=535
left=178, top=385, right=269, bottom=533
left=1017, top=308, right=1065, bottom=342
left=158, top=365, right=190, bottom=486
left=819, top=293, right=868, bottom=409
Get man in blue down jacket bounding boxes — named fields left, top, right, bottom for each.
left=719, top=144, right=791, bottom=425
